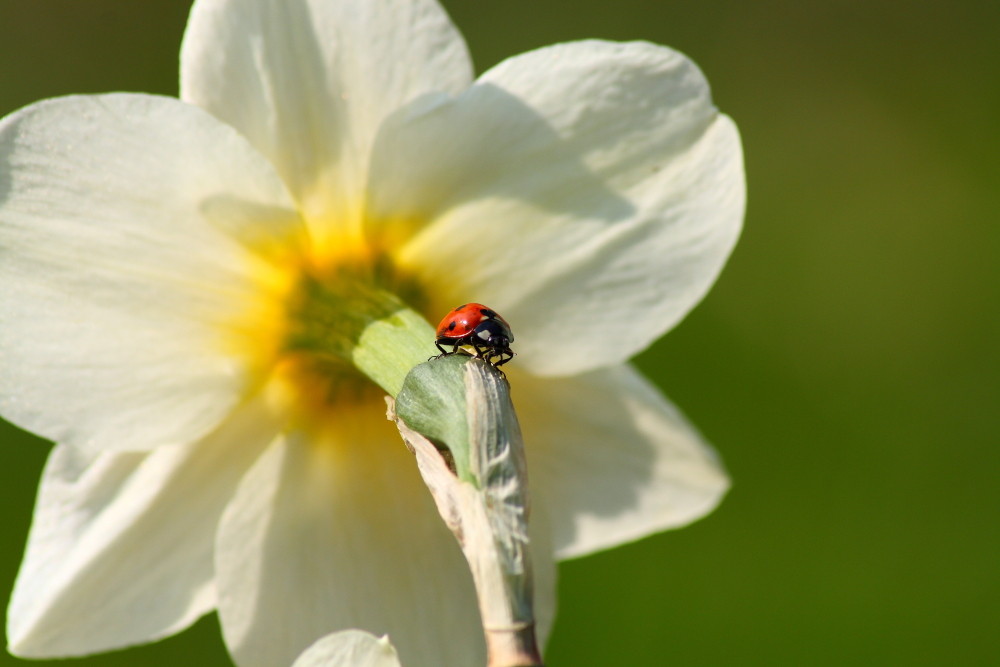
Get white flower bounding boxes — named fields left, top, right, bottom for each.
left=0, top=0, right=744, bottom=665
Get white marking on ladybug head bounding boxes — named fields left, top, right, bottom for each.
left=476, top=328, right=492, bottom=340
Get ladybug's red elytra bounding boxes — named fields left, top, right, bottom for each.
left=434, top=303, right=515, bottom=367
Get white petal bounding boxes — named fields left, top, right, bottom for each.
left=181, top=0, right=472, bottom=243
left=369, top=40, right=744, bottom=376
left=6, top=398, right=281, bottom=657
left=292, top=630, right=401, bottom=667
left=514, top=365, right=729, bottom=559
left=215, top=406, right=488, bottom=667
left=0, top=94, right=304, bottom=453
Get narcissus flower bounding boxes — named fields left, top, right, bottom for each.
left=0, top=0, right=744, bottom=665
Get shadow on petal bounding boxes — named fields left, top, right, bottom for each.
left=364, top=83, right=635, bottom=249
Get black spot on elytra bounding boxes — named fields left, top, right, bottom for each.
left=456, top=304, right=468, bottom=311
left=448, top=321, right=457, bottom=330
left=481, top=308, right=496, bottom=318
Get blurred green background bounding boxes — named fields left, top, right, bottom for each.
left=1, top=0, right=997, bottom=665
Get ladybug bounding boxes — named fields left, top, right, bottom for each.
left=435, top=303, right=515, bottom=367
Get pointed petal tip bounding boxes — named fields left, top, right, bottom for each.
left=515, top=365, right=732, bottom=561
left=291, top=629, right=402, bottom=667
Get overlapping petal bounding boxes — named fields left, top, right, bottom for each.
left=368, top=40, right=744, bottom=376
left=181, top=0, right=473, bottom=242
left=515, top=365, right=729, bottom=559
left=0, top=93, right=304, bottom=454
left=214, top=401, right=559, bottom=667
left=7, top=397, right=282, bottom=657
left=292, top=630, right=401, bottom=667
left=525, top=502, right=558, bottom=648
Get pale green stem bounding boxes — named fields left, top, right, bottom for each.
left=391, top=357, right=542, bottom=667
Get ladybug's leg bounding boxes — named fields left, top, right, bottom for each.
left=432, top=340, right=463, bottom=361
left=449, top=341, right=472, bottom=358
left=494, top=350, right=514, bottom=367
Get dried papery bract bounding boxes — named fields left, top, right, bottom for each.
left=389, top=356, right=542, bottom=667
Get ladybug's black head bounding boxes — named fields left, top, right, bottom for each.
left=472, top=318, right=512, bottom=349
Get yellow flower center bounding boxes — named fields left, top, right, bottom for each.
left=222, top=228, right=437, bottom=436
